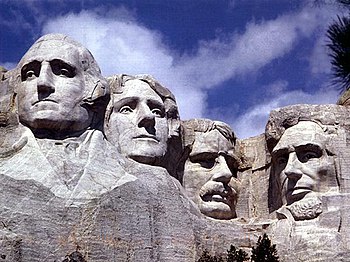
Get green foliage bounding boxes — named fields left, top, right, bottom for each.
left=198, top=234, right=278, bottom=262
left=251, top=234, right=279, bottom=262
left=337, top=0, right=350, bottom=6
left=327, top=15, right=350, bottom=92
left=62, top=251, right=86, bottom=262
left=197, top=250, right=224, bottom=262
left=226, top=245, right=249, bottom=262
left=198, top=246, right=248, bottom=262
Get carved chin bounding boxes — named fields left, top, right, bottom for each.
left=287, top=196, right=322, bottom=221
left=127, top=147, right=167, bottom=164
left=199, top=201, right=236, bottom=220
left=122, top=140, right=167, bottom=164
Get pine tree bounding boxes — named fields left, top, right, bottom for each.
left=337, top=0, right=350, bottom=5
left=198, top=250, right=224, bottom=262
left=327, top=15, right=350, bottom=92
left=250, top=234, right=279, bottom=262
left=226, top=245, right=249, bottom=262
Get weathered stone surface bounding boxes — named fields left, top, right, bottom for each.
left=337, top=88, right=350, bottom=105
left=0, top=162, right=263, bottom=261
left=178, top=119, right=239, bottom=220
left=237, top=134, right=271, bottom=219
left=265, top=104, right=350, bottom=261
left=105, top=74, right=182, bottom=177
left=3, top=34, right=350, bottom=261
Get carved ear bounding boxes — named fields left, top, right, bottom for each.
left=168, top=118, right=181, bottom=138
left=9, top=69, right=20, bottom=94
left=88, top=79, right=109, bottom=102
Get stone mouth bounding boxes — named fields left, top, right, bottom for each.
left=288, top=187, right=312, bottom=195
left=201, top=187, right=232, bottom=204
left=32, top=99, right=58, bottom=106
left=133, top=134, right=159, bottom=142
left=286, top=187, right=312, bottom=203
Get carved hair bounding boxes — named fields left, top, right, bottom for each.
left=266, top=105, right=341, bottom=213
left=175, top=118, right=237, bottom=182
left=181, top=118, right=236, bottom=149
left=265, top=106, right=336, bottom=155
left=0, top=68, right=18, bottom=127
left=13, top=34, right=109, bottom=112
left=105, top=74, right=180, bottom=138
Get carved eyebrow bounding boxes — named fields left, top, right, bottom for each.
left=224, top=153, right=239, bottom=169
left=272, top=143, right=323, bottom=158
left=21, top=58, right=76, bottom=69
left=224, top=153, right=236, bottom=162
left=147, top=99, right=164, bottom=109
left=189, top=152, right=218, bottom=160
left=113, top=97, right=139, bottom=110
left=147, top=99, right=165, bottom=116
left=271, top=147, right=289, bottom=158
left=50, top=59, right=76, bottom=70
left=21, top=60, right=41, bottom=81
left=21, top=60, right=41, bottom=69
left=295, top=143, right=323, bottom=153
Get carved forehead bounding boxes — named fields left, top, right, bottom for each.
left=182, top=119, right=236, bottom=144
left=115, top=79, right=163, bottom=103
left=17, top=34, right=99, bottom=75
left=20, top=40, right=82, bottom=68
left=191, top=129, right=235, bottom=156
left=273, top=121, right=327, bottom=152
left=107, top=74, right=180, bottom=122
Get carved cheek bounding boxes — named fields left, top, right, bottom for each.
left=228, top=177, right=241, bottom=196
left=315, top=156, right=337, bottom=189
left=184, top=162, right=212, bottom=188
left=18, top=81, right=36, bottom=101
left=301, top=159, right=325, bottom=182
left=154, top=118, right=168, bottom=141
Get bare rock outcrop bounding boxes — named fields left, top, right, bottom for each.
left=2, top=34, right=350, bottom=261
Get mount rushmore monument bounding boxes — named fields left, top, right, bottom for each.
left=1, top=34, right=350, bottom=261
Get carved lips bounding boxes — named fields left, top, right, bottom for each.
left=199, top=181, right=236, bottom=206
left=282, top=173, right=315, bottom=204
left=286, top=186, right=312, bottom=203
left=32, top=99, right=58, bottom=106
left=133, top=134, right=159, bottom=142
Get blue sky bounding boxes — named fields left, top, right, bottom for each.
left=0, top=0, right=345, bottom=138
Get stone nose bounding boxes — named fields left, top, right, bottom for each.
left=137, top=104, right=155, bottom=129
left=283, top=152, right=303, bottom=181
left=37, top=62, right=55, bottom=95
left=211, top=155, right=232, bottom=184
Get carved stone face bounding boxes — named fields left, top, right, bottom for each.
left=17, top=40, right=91, bottom=132
left=106, top=79, right=168, bottom=164
left=182, top=129, right=239, bottom=220
left=272, top=121, right=335, bottom=207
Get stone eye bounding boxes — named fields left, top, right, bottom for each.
left=194, top=156, right=217, bottom=169
left=60, top=68, right=71, bottom=77
left=277, top=156, right=288, bottom=166
left=199, top=159, right=216, bottom=169
left=21, top=61, right=41, bottom=81
left=25, top=70, right=36, bottom=79
left=151, top=108, right=162, bottom=117
left=299, top=151, right=319, bottom=163
left=50, top=60, right=76, bottom=78
left=119, top=105, right=133, bottom=114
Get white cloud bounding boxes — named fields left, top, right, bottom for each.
left=39, top=4, right=338, bottom=122
left=0, top=62, right=16, bottom=70
left=309, top=35, right=332, bottom=75
left=228, top=0, right=235, bottom=9
left=174, top=5, right=338, bottom=89
left=232, top=84, right=339, bottom=139
left=42, top=10, right=204, bottom=118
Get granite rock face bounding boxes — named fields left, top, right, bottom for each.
left=265, top=104, right=350, bottom=262
left=1, top=34, right=350, bottom=261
